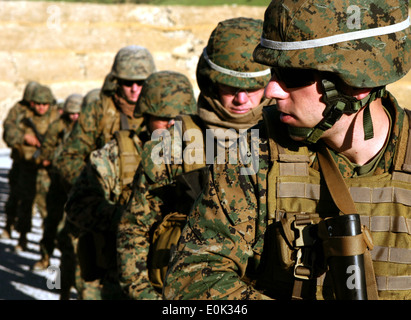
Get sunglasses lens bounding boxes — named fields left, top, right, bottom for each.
left=120, top=79, right=144, bottom=87
left=271, top=68, right=316, bottom=88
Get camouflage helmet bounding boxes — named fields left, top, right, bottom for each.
left=82, top=88, right=101, bottom=107
left=110, top=45, right=156, bottom=81
left=135, top=71, right=197, bottom=119
left=253, top=0, right=411, bottom=88
left=22, top=81, right=41, bottom=103
left=197, top=17, right=271, bottom=94
left=63, top=94, right=83, bottom=113
left=31, top=85, right=56, bottom=105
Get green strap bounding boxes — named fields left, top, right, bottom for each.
left=363, top=104, right=374, bottom=140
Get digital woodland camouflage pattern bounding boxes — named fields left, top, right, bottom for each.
left=31, top=85, right=56, bottom=105
left=117, top=17, right=275, bottom=300
left=163, top=96, right=408, bottom=300
left=197, top=17, right=271, bottom=91
left=110, top=45, right=156, bottom=81
left=67, top=71, right=196, bottom=234
left=64, top=70, right=197, bottom=299
left=66, top=136, right=142, bottom=234
left=40, top=96, right=82, bottom=164
left=35, top=95, right=82, bottom=274
left=253, top=0, right=411, bottom=88
left=55, top=46, right=155, bottom=188
left=117, top=71, right=198, bottom=299
left=136, top=71, right=197, bottom=119
left=163, top=0, right=411, bottom=300
left=1, top=81, right=40, bottom=237
left=63, top=94, right=82, bottom=114
left=13, top=93, right=60, bottom=240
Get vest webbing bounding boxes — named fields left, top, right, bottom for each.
left=114, top=130, right=142, bottom=202
left=262, top=106, right=411, bottom=299
left=99, top=95, right=144, bottom=147
left=177, top=114, right=207, bottom=173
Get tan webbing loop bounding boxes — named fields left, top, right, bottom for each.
left=317, top=143, right=379, bottom=300
left=322, top=233, right=367, bottom=257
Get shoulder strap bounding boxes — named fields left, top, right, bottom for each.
left=98, top=95, right=117, bottom=134
left=114, top=130, right=142, bottom=190
left=177, top=114, right=206, bottom=172
left=317, top=143, right=379, bottom=300
left=401, top=109, right=411, bottom=172
left=317, top=143, right=357, bottom=215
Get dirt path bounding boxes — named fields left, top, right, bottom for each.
left=0, top=154, right=76, bottom=300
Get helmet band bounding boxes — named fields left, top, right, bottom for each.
left=260, top=17, right=410, bottom=51
left=202, top=48, right=271, bottom=78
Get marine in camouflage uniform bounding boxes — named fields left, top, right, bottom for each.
left=117, top=17, right=274, bottom=300
left=1, top=81, right=40, bottom=239
left=54, top=46, right=155, bottom=299
left=66, top=71, right=197, bottom=300
left=13, top=85, right=60, bottom=251
left=33, top=94, right=82, bottom=277
left=54, top=45, right=156, bottom=190
left=164, top=0, right=411, bottom=300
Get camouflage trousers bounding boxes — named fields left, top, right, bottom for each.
left=3, top=159, right=21, bottom=233
left=15, top=161, right=39, bottom=235
left=39, top=172, right=67, bottom=259
left=35, top=167, right=50, bottom=219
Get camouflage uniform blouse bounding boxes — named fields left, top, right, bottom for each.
left=163, top=92, right=410, bottom=300
left=54, top=93, right=144, bottom=188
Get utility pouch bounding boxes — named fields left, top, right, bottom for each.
left=149, top=212, right=187, bottom=292
left=276, top=210, right=325, bottom=279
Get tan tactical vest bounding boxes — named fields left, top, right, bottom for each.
left=20, top=109, right=60, bottom=161
left=98, top=94, right=144, bottom=149
left=51, top=119, right=77, bottom=165
left=177, top=114, right=207, bottom=173
left=113, top=130, right=142, bottom=205
left=148, top=114, right=206, bottom=292
left=262, top=107, right=411, bottom=300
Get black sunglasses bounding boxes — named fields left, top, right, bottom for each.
left=119, top=79, right=145, bottom=87
left=271, top=67, right=317, bottom=88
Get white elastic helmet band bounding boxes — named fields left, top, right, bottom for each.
left=202, top=48, right=271, bottom=78
left=260, top=17, right=410, bottom=50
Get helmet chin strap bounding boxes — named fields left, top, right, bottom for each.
left=288, top=78, right=386, bottom=145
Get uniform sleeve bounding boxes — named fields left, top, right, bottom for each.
left=39, top=120, right=60, bottom=161
left=54, top=99, right=103, bottom=187
left=141, top=124, right=184, bottom=186
left=116, top=167, right=163, bottom=300
left=163, top=160, right=271, bottom=300
left=65, top=140, right=122, bottom=234
left=3, top=103, right=26, bottom=147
